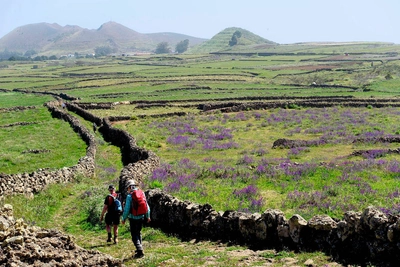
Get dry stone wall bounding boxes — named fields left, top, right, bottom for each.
left=64, top=102, right=160, bottom=199
left=107, top=112, right=187, bottom=122
left=202, top=97, right=400, bottom=112
left=146, top=189, right=400, bottom=266
left=65, top=102, right=102, bottom=127
left=0, top=106, right=36, bottom=112
left=99, top=118, right=160, bottom=198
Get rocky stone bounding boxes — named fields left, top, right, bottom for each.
left=288, top=214, right=307, bottom=243
left=304, top=259, right=315, bottom=266
left=0, top=204, right=123, bottom=266
left=308, top=215, right=337, bottom=231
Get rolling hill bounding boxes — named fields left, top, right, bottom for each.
left=188, top=27, right=277, bottom=54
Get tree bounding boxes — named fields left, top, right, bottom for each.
left=24, top=49, right=37, bottom=57
left=175, top=39, right=189, bottom=53
left=33, top=55, right=48, bottom=61
left=155, top=42, right=171, bottom=54
left=233, top=30, right=242, bottom=38
left=94, top=46, right=114, bottom=57
left=229, top=35, right=238, bottom=46
left=1, top=49, right=23, bottom=60
left=229, top=30, right=242, bottom=46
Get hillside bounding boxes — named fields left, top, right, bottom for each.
left=0, top=21, right=208, bottom=56
left=188, top=27, right=277, bottom=54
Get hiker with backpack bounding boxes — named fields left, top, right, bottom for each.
left=100, top=184, right=122, bottom=244
left=121, top=179, right=151, bottom=258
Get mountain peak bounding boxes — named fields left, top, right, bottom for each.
left=97, top=21, right=121, bottom=30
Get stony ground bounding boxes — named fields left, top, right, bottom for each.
left=0, top=204, right=123, bottom=267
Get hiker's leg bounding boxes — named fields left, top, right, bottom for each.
left=106, top=224, right=111, bottom=241
left=105, top=213, right=112, bottom=242
left=106, top=225, right=112, bottom=242
left=113, top=224, right=118, bottom=244
left=105, top=213, right=112, bottom=233
left=113, top=224, right=118, bottom=236
left=129, top=218, right=143, bottom=251
left=113, top=214, right=119, bottom=236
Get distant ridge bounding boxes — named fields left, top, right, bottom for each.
left=0, top=21, right=208, bottom=55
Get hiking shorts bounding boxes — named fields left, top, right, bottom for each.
left=105, top=212, right=120, bottom=226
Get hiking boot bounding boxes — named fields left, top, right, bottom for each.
left=113, top=236, right=118, bottom=244
left=107, top=233, right=112, bottom=243
left=134, top=250, right=144, bottom=258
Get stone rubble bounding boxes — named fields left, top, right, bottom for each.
left=0, top=204, right=124, bottom=267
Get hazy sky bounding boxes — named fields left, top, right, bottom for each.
left=1, top=0, right=399, bottom=44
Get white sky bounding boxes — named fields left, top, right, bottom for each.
left=1, top=0, right=399, bottom=44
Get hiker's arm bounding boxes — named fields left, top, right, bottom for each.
left=145, top=203, right=151, bottom=223
left=100, top=204, right=108, bottom=221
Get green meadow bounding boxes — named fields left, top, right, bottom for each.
left=1, top=45, right=400, bottom=266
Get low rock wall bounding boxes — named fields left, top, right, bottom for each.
left=203, top=98, right=400, bottom=112
left=146, top=189, right=400, bottom=265
left=64, top=102, right=160, bottom=198
left=66, top=102, right=102, bottom=126
left=107, top=112, right=187, bottom=122
left=99, top=118, right=160, bottom=198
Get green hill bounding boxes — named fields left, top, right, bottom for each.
left=188, top=27, right=277, bottom=54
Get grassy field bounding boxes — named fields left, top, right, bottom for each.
left=0, top=98, right=87, bottom=174
left=112, top=106, right=400, bottom=219
left=1, top=45, right=400, bottom=266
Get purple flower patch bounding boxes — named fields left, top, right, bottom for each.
left=234, top=184, right=258, bottom=199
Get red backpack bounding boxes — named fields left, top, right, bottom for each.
left=130, top=189, right=148, bottom=216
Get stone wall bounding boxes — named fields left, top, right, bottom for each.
left=107, top=112, right=187, bottom=122
left=99, top=117, right=160, bottom=198
left=146, top=189, right=400, bottom=265
left=66, top=102, right=102, bottom=127
left=0, top=106, right=36, bottom=112
left=0, top=101, right=96, bottom=197
left=202, top=97, right=400, bottom=112
left=64, top=102, right=160, bottom=199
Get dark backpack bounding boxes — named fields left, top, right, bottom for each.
left=108, top=194, right=123, bottom=213
left=130, top=189, right=148, bottom=216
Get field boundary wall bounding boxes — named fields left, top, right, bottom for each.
left=65, top=102, right=160, bottom=199
left=146, top=188, right=400, bottom=265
